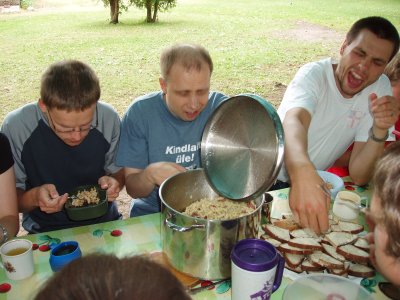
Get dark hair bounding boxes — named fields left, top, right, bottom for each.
left=160, top=43, right=213, bottom=80
left=346, top=16, right=399, bottom=61
left=40, top=60, right=101, bottom=111
left=372, top=141, right=400, bottom=258
left=34, top=253, right=192, bottom=300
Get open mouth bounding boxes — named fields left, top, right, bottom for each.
left=185, top=111, right=199, bottom=119
left=347, top=70, right=363, bottom=90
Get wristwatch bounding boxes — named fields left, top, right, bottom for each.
left=369, top=127, right=389, bottom=143
left=0, top=224, right=8, bottom=245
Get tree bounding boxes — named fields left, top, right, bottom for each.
left=101, top=0, right=130, bottom=24
left=109, top=0, right=119, bottom=24
left=130, top=0, right=176, bottom=23
left=101, top=0, right=176, bottom=24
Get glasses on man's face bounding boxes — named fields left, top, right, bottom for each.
left=47, top=106, right=98, bottom=134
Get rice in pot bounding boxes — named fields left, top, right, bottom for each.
left=183, top=197, right=256, bottom=220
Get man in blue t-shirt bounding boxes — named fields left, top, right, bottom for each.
left=116, top=44, right=227, bottom=217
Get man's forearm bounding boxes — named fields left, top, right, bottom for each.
left=349, top=139, right=386, bottom=185
left=125, top=171, right=155, bottom=199
left=17, top=188, right=38, bottom=213
left=283, top=118, right=314, bottom=180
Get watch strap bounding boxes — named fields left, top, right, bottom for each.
left=369, top=127, right=389, bottom=143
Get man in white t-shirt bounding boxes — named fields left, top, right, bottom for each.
left=277, top=16, right=400, bottom=234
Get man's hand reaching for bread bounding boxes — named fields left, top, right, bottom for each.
left=289, top=170, right=331, bottom=235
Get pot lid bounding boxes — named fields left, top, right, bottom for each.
left=201, top=94, right=284, bottom=200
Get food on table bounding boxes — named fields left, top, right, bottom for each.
left=261, top=218, right=374, bottom=278
left=70, top=187, right=100, bottom=207
left=183, top=197, right=256, bottom=220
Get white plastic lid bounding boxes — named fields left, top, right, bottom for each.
left=283, top=273, right=374, bottom=300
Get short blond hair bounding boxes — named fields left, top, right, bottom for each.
left=160, top=43, right=213, bottom=80
left=384, top=52, right=400, bottom=83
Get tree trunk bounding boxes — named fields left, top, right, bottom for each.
left=110, top=0, right=119, bottom=24
left=145, top=0, right=153, bottom=23
left=152, top=0, right=159, bottom=22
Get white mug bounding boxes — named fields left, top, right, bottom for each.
left=332, top=191, right=361, bottom=222
left=231, top=238, right=284, bottom=300
left=0, top=239, right=34, bottom=280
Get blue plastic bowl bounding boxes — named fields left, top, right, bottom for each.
left=49, top=241, right=82, bottom=272
left=317, top=170, right=344, bottom=200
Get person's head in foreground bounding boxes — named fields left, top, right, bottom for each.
left=368, top=141, right=400, bottom=285
left=39, top=59, right=101, bottom=147
left=159, top=43, right=213, bottom=121
left=385, top=51, right=400, bottom=102
left=34, top=253, right=192, bottom=300
left=336, top=16, right=399, bottom=98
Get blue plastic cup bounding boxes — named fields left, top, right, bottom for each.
left=49, top=241, right=82, bottom=272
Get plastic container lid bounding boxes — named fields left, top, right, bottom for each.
left=201, top=94, right=284, bottom=201
left=231, top=238, right=279, bottom=272
left=283, top=273, right=375, bottom=300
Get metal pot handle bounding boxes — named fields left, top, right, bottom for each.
left=165, top=214, right=205, bottom=232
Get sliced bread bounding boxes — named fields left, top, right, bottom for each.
left=337, top=244, right=369, bottom=264
left=283, top=252, right=305, bottom=268
left=262, top=224, right=291, bottom=243
left=327, top=268, right=348, bottom=277
left=278, top=243, right=314, bottom=255
left=354, top=237, right=370, bottom=251
left=338, top=221, right=364, bottom=234
left=309, top=251, right=344, bottom=269
left=321, top=243, right=346, bottom=262
left=348, top=263, right=375, bottom=278
left=325, top=231, right=358, bottom=248
left=259, top=235, right=282, bottom=247
left=272, top=219, right=301, bottom=231
left=285, top=262, right=303, bottom=273
left=290, top=228, right=319, bottom=239
left=301, top=259, right=325, bottom=272
left=287, top=237, right=323, bottom=251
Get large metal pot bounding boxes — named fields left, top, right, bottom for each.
left=160, top=169, right=264, bottom=280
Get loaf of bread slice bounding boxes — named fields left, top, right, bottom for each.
left=283, top=252, right=305, bottom=268
left=309, top=251, right=344, bottom=269
left=348, top=263, right=375, bottom=278
left=327, top=268, right=348, bottom=277
left=278, top=243, right=314, bottom=255
left=262, top=224, right=290, bottom=243
left=325, top=231, right=358, bottom=248
left=353, top=237, right=370, bottom=251
left=330, top=224, right=342, bottom=232
left=289, top=228, right=319, bottom=239
left=272, top=219, right=301, bottom=231
left=285, top=262, right=303, bottom=273
left=259, top=235, right=282, bottom=247
left=338, top=221, right=364, bottom=234
left=321, top=243, right=346, bottom=262
left=337, top=244, right=369, bottom=264
left=301, top=259, right=325, bottom=272
left=287, top=237, right=323, bottom=251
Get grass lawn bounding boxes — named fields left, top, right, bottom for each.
left=0, top=0, right=399, bottom=121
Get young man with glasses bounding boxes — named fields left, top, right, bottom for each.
left=1, top=60, right=124, bottom=233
